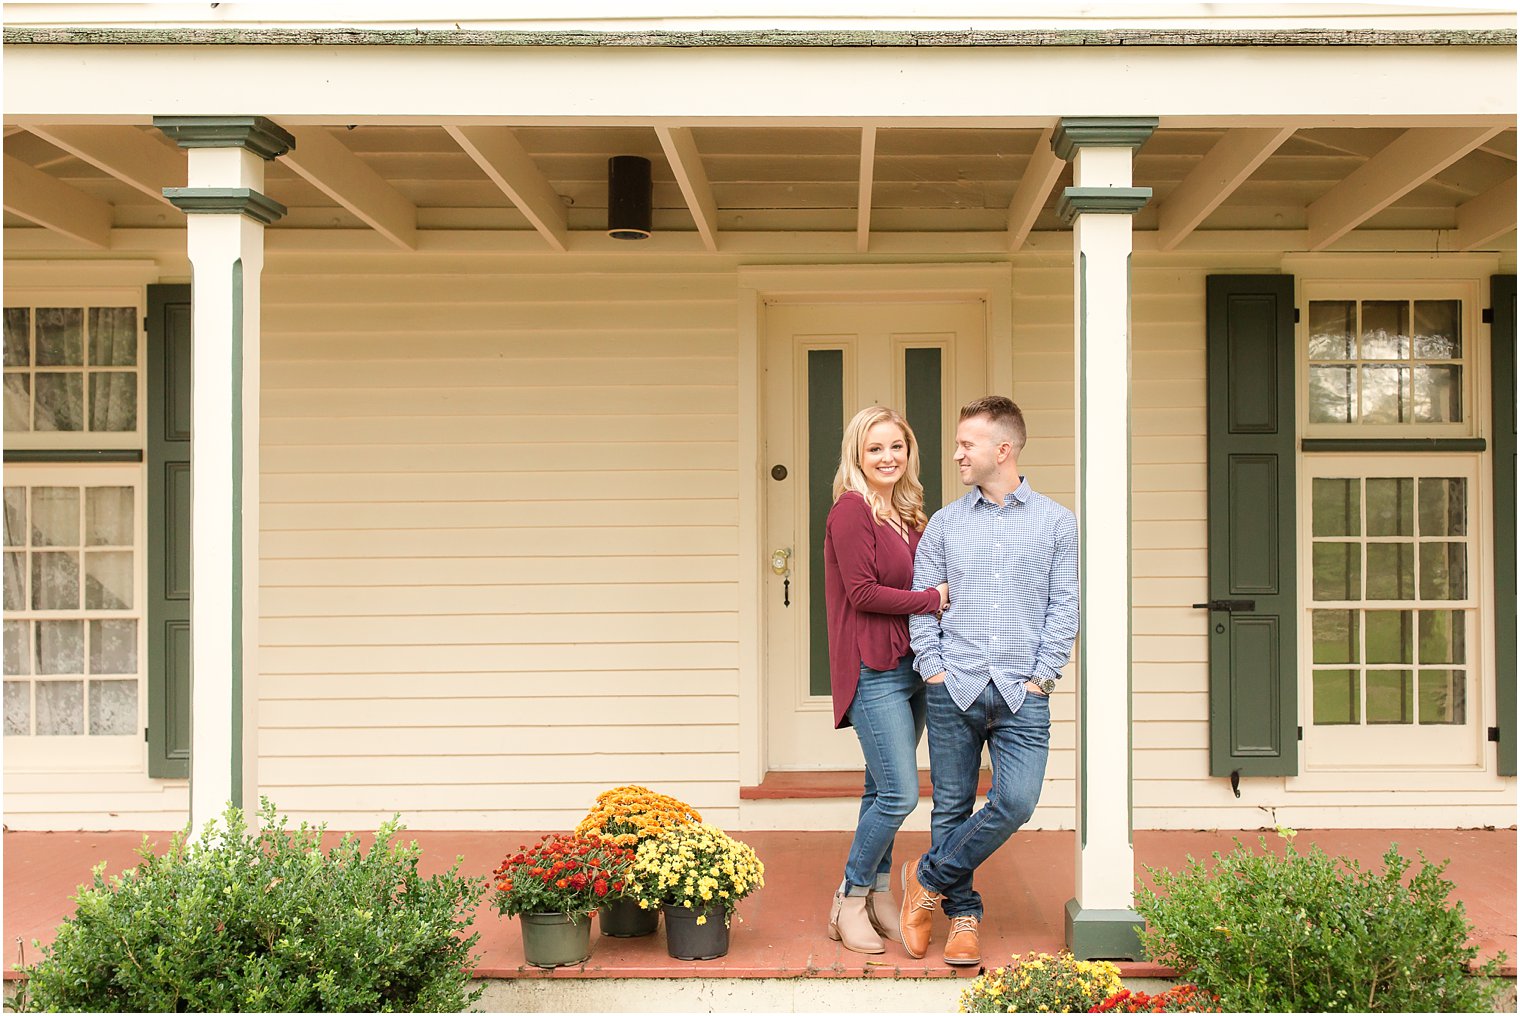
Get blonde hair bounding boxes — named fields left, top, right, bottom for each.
left=832, top=406, right=929, bottom=531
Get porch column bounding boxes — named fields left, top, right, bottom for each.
left=1052, top=116, right=1156, bottom=959
left=153, top=117, right=293, bottom=831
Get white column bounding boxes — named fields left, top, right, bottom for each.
left=1052, top=117, right=1156, bottom=959
left=156, top=117, right=292, bottom=832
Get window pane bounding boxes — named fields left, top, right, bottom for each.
left=4, top=680, right=28, bottom=735
left=1312, top=543, right=1360, bottom=600
left=4, top=374, right=30, bottom=432
left=34, top=372, right=83, bottom=431
left=1360, top=301, right=1410, bottom=359
left=88, top=679, right=137, bottom=735
left=1418, top=610, right=1466, bottom=664
left=1412, top=300, right=1460, bottom=358
left=1312, top=478, right=1360, bottom=537
left=35, top=680, right=83, bottom=735
left=1418, top=478, right=1466, bottom=537
left=1365, top=610, right=1413, bottom=664
left=88, top=372, right=138, bottom=432
left=3, top=552, right=24, bottom=611
left=3, top=487, right=24, bottom=547
left=32, top=551, right=79, bottom=610
left=1418, top=670, right=1465, bottom=725
left=89, top=619, right=137, bottom=674
left=1366, top=477, right=1413, bottom=537
left=87, top=308, right=137, bottom=367
left=1312, top=610, right=1359, bottom=664
left=1360, top=365, right=1409, bottom=424
left=1308, top=301, right=1355, bottom=359
left=1308, top=365, right=1355, bottom=424
left=1366, top=543, right=1414, bottom=600
left=1418, top=542, right=1466, bottom=600
left=3, top=308, right=29, bottom=367
left=1366, top=670, right=1414, bottom=724
left=30, top=487, right=79, bottom=547
left=85, top=487, right=133, bottom=546
left=84, top=551, right=132, bottom=610
left=4, top=620, right=28, bottom=675
left=1412, top=365, right=1462, bottom=424
left=35, top=308, right=83, bottom=366
left=1313, top=670, right=1358, bottom=725
left=35, top=620, right=84, bottom=674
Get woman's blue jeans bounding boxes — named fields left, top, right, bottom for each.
left=841, top=654, right=926, bottom=893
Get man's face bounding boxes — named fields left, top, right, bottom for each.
left=953, top=414, right=1005, bottom=489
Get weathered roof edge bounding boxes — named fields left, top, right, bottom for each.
left=3, top=27, right=1516, bottom=47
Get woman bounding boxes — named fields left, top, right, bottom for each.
left=823, top=406, right=948, bottom=955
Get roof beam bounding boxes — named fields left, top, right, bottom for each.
left=444, top=126, right=567, bottom=252
left=282, top=125, right=417, bottom=250
left=856, top=126, right=877, bottom=254
left=1306, top=126, right=1504, bottom=251
left=656, top=126, right=719, bottom=253
left=1007, top=126, right=1065, bottom=251
left=1451, top=176, right=1517, bottom=251
left=3, top=154, right=112, bottom=248
left=25, top=125, right=185, bottom=207
left=1156, top=127, right=1294, bottom=250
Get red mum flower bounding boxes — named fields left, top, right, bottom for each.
left=612, top=880, right=623, bottom=892
left=593, top=879, right=608, bottom=897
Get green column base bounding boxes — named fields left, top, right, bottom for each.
left=1065, top=898, right=1146, bottom=960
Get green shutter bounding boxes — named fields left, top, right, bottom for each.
left=147, top=284, right=191, bottom=779
left=1206, top=275, right=1298, bottom=777
left=1492, top=275, right=1516, bottom=777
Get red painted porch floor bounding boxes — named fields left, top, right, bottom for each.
left=3, top=827, right=1513, bottom=981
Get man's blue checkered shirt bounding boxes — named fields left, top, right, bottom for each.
left=909, top=477, right=1080, bottom=715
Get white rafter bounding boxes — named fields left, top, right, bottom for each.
left=1306, top=126, right=1504, bottom=251
left=1007, top=126, right=1065, bottom=251
left=1156, top=127, right=1294, bottom=250
left=3, top=154, right=112, bottom=247
left=282, top=125, right=417, bottom=250
left=25, top=125, right=185, bottom=207
left=656, top=126, right=719, bottom=253
left=445, top=125, right=568, bottom=252
left=856, top=126, right=877, bottom=254
left=1451, top=176, right=1517, bottom=251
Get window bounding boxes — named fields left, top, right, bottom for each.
left=5, top=306, right=140, bottom=439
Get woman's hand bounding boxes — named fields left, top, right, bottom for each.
left=936, top=582, right=950, bottom=612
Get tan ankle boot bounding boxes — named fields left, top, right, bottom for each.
left=828, top=892, right=885, bottom=955
left=866, top=886, right=902, bottom=943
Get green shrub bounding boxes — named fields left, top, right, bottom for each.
left=1133, top=833, right=1506, bottom=1013
left=17, top=799, right=484, bottom=1013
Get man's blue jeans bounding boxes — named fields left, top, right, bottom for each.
left=915, top=679, right=1050, bottom=918
left=841, top=655, right=926, bottom=893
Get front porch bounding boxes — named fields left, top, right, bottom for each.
left=6, top=826, right=1513, bottom=1000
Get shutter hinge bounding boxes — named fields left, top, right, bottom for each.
left=1293, top=307, right=1301, bottom=323
left=144, top=726, right=150, bottom=742
left=1298, top=726, right=1304, bottom=741
left=1482, top=307, right=1495, bottom=324
left=1489, top=726, right=1501, bottom=742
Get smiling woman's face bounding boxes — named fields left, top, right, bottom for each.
left=860, top=420, right=909, bottom=498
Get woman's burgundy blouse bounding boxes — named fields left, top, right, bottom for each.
left=822, top=491, right=944, bottom=729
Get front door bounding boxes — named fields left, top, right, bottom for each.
left=763, top=299, right=987, bottom=770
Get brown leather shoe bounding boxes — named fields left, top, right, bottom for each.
left=899, top=857, right=942, bottom=960
left=943, top=914, right=981, bottom=966
left=866, top=886, right=902, bottom=943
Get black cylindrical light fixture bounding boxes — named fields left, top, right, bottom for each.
left=607, top=155, right=653, bottom=240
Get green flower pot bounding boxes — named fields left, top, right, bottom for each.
left=662, top=904, right=730, bottom=960
left=599, top=896, right=659, bottom=938
left=518, top=912, right=592, bottom=968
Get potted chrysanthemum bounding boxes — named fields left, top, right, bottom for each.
left=491, top=833, right=635, bottom=968
left=630, top=823, right=764, bottom=960
left=576, top=785, right=702, bottom=937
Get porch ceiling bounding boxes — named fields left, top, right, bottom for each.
left=3, top=121, right=1516, bottom=253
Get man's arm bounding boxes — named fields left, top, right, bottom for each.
left=909, top=513, right=948, bottom=681
left=1032, top=511, right=1080, bottom=680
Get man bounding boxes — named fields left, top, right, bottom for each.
left=901, top=396, right=1079, bottom=965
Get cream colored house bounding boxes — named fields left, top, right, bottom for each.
left=3, top=2, right=1515, bottom=953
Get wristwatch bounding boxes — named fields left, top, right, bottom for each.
left=1031, top=677, right=1056, bottom=695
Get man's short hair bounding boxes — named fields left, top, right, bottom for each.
left=960, top=395, right=1027, bottom=453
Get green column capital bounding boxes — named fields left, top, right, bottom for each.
left=162, top=187, right=287, bottom=224
left=153, top=116, right=295, bottom=160
left=1052, top=117, right=1159, bottom=161
left=1057, top=186, right=1153, bottom=224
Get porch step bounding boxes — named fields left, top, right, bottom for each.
left=740, top=768, right=993, bottom=800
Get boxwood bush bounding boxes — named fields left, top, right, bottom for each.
left=1133, top=833, right=1506, bottom=1013
left=16, top=799, right=483, bottom=1013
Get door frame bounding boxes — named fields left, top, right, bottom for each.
left=735, top=263, right=1014, bottom=785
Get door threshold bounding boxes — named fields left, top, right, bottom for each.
left=740, top=768, right=993, bottom=800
